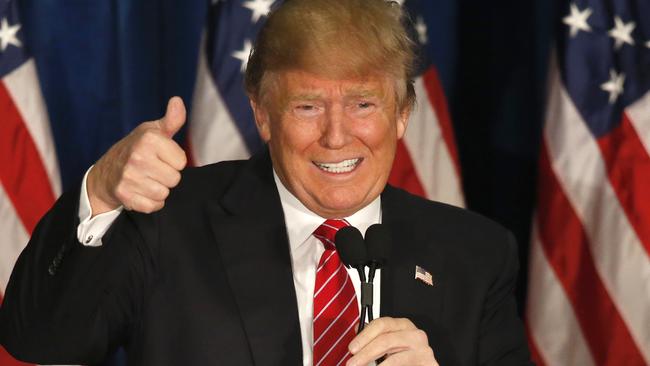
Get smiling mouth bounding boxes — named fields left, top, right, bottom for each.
left=314, top=158, right=362, bottom=173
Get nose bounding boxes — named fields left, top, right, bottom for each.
left=320, top=105, right=351, bottom=149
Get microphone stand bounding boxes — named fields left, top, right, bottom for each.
left=355, top=265, right=369, bottom=333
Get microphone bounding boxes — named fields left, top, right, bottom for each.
left=335, top=226, right=369, bottom=332
left=363, top=224, right=390, bottom=321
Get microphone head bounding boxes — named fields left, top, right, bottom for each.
left=365, top=224, right=391, bottom=267
left=335, top=226, right=367, bottom=268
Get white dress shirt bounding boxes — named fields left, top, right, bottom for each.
left=77, top=167, right=381, bottom=366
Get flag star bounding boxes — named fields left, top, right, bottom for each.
left=243, top=0, right=274, bottom=23
left=415, top=16, right=427, bottom=45
left=232, top=39, right=253, bottom=72
left=607, top=16, right=635, bottom=50
left=0, top=17, right=22, bottom=52
left=600, top=69, right=625, bottom=104
left=562, top=3, right=592, bottom=37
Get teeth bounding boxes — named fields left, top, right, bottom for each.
left=315, top=158, right=360, bottom=173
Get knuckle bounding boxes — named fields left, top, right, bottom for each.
left=170, top=171, right=182, bottom=187
left=153, top=200, right=165, bottom=212
left=422, top=347, right=436, bottom=363
left=156, top=186, right=170, bottom=200
left=114, top=183, right=128, bottom=202
left=178, top=152, right=188, bottom=168
left=140, top=129, right=159, bottom=145
left=128, top=151, right=145, bottom=166
left=414, top=329, right=428, bottom=344
left=398, top=317, right=413, bottom=328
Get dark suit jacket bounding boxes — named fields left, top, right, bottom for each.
left=0, top=150, right=531, bottom=366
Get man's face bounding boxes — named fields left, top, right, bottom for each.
left=252, top=70, right=409, bottom=218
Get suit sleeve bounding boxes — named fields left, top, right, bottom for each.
left=478, top=232, right=534, bottom=366
left=0, top=184, right=156, bottom=364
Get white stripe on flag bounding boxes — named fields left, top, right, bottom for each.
left=544, top=64, right=650, bottom=362
left=625, top=91, right=650, bottom=155
left=0, top=183, right=30, bottom=293
left=526, top=223, right=596, bottom=366
left=3, top=59, right=61, bottom=197
left=404, top=77, right=464, bottom=207
left=189, top=34, right=250, bottom=166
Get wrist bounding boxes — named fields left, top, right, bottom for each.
left=87, top=165, right=121, bottom=216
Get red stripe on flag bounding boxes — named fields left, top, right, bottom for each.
left=389, top=140, right=426, bottom=197
left=536, top=143, right=645, bottom=365
left=525, top=324, right=546, bottom=366
left=422, top=67, right=462, bottom=179
left=0, top=294, right=34, bottom=366
left=596, top=113, right=650, bottom=257
left=0, top=82, right=55, bottom=233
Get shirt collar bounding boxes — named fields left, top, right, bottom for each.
left=273, top=170, right=382, bottom=251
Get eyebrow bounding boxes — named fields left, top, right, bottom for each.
left=288, top=89, right=381, bottom=102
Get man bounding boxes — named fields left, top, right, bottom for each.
left=0, top=0, right=532, bottom=365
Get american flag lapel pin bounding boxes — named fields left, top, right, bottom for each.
left=415, top=265, right=434, bottom=286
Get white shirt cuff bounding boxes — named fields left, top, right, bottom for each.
left=77, top=166, right=123, bottom=247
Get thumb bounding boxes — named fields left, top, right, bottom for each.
left=159, top=96, right=186, bottom=138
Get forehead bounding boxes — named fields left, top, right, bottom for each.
left=277, top=70, right=394, bottom=99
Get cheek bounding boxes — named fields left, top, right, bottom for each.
left=355, top=117, right=396, bottom=149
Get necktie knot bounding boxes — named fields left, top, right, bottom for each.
left=313, top=219, right=349, bottom=250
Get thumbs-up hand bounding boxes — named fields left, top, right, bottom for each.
left=87, top=97, right=188, bottom=215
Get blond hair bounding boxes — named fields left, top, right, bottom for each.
left=245, top=0, right=417, bottom=110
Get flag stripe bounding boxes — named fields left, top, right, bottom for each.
left=625, top=92, right=650, bottom=155
left=422, top=67, right=461, bottom=176
left=400, top=72, right=464, bottom=206
left=526, top=224, right=596, bottom=366
left=0, top=184, right=30, bottom=293
left=389, top=140, right=427, bottom=197
left=3, top=60, right=61, bottom=197
left=544, top=66, right=650, bottom=362
left=596, top=112, right=650, bottom=257
left=0, top=82, right=55, bottom=234
left=189, top=37, right=250, bottom=167
left=524, top=326, right=547, bottom=366
left=1, top=336, right=32, bottom=366
left=538, top=141, right=646, bottom=365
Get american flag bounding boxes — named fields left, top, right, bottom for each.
left=414, top=265, right=434, bottom=286
left=189, top=0, right=465, bottom=207
left=526, top=0, right=650, bottom=365
left=0, top=0, right=62, bottom=365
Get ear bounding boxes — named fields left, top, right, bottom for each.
left=251, top=99, right=272, bottom=142
left=396, top=106, right=410, bottom=139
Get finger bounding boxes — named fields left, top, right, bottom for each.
left=348, top=329, right=425, bottom=366
left=128, top=193, right=165, bottom=214
left=143, top=158, right=183, bottom=188
left=378, top=347, right=437, bottom=366
left=131, top=176, right=171, bottom=202
left=349, top=317, right=416, bottom=354
left=159, top=96, right=186, bottom=138
left=154, top=136, right=187, bottom=171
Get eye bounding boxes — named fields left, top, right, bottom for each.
left=293, top=104, right=321, bottom=118
left=350, top=100, right=377, bottom=117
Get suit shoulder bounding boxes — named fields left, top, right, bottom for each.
left=384, top=186, right=515, bottom=255
left=169, top=159, right=247, bottom=201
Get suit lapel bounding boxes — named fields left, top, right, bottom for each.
left=206, top=151, right=303, bottom=365
left=380, top=186, right=461, bottom=365
left=379, top=186, right=444, bottom=326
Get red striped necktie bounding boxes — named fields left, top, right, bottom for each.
left=312, top=219, right=360, bottom=366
